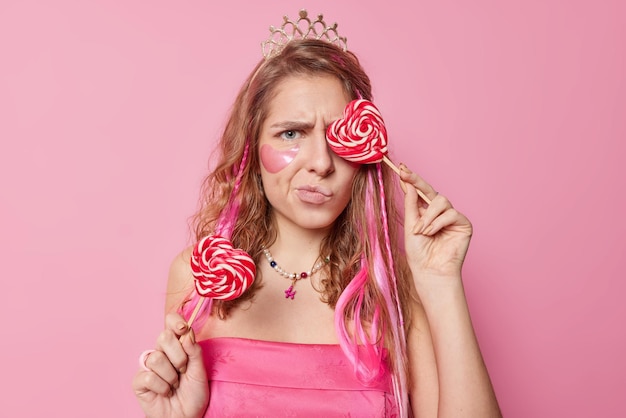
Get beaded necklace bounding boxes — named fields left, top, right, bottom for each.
left=262, top=247, right=330, bottom=300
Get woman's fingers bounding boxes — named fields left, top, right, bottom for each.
left=411, top=194, right=453, bottom=235
left=419, top=207, right=465, bottom=236
left=399, top=164, right=438, bottom=203
left=398, top=163, right=470, bottom=236
left=162, top=313, right=191, bottom=373
left=133, top=367, right=174, bottom=397
left=165, top=312, right=189, bottom=338
left=136, top=313, right=192, bottom=393
left=179, top=328, right=208, bottom=386
left=133, top=311, right=209, bottom=417
left=143, top=347, right=182, bottom=390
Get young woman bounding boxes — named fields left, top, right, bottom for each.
left=132, top=11, right=501, bottom=418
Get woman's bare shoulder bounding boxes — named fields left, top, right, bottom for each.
left=165, top=246, right=194, bottom=314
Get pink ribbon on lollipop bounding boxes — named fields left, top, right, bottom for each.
left=327, top=99, right=431, bottom=204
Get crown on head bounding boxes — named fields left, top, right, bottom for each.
left=261, top=10, right=348, bottom=59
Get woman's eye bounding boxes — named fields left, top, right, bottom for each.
left=280, top=130, right=300, bottom=141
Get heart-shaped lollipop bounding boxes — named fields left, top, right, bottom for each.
left=327, top=99, right=431, bottom=204
left=184, top=235, right=256, bottom=327
left=326, top=99, right=388, bottom=163
left=191, top=235, right=255, bottom=300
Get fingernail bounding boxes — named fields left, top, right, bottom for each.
left=173, top=380, right=180, bottom=389
left=422, top=225, right=434, bottom=235
left=177, top=322, right=187, bottom=332
left=400, top=164, right=411, bottom=173
left=179, top=365, right=187, bottom=374
left=412, top=220, right=423, bottom=235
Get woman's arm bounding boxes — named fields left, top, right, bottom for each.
left=408, top=278, right=501, bottom=417
left=407, top=297, right=439, bottom=417
left=400, top=165, right=501, bottom=417
left=165, top=247, right=195, bottom=314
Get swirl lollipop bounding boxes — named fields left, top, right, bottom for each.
left=186, top=235, right=256, bottom=327
left=327, top=99, right=431, bottom=204
left=326, top=99, right=389, bottom=164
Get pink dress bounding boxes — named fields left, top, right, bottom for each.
left=199, top=337, right=398, bottom=417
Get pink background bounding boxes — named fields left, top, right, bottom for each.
left=1, top=0, right=624, bottom=416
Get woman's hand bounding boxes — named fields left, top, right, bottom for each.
left=401, top=165, right=503, bottom=417
left=399, top=164, right=473, bottom=281
left=132, top=313, right=209, bottom=418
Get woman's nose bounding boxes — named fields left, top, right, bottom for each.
left=304, top=130, right=335, bottom=176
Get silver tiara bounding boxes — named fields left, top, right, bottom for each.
left=261, top=10, right=348, bottom=59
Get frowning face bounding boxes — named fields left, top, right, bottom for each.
left=258, top=74, right=359, bottom=235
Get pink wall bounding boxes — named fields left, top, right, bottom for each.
left=1, top=0, right=624, bottom=416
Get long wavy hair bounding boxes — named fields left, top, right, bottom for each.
left=181, top=39, right=413, bottom=415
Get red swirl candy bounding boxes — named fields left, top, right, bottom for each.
left=326, top=99, right=388, bottom=163
left=190, top=235, right=255, bottom=300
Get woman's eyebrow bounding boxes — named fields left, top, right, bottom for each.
left=269, top=121, right=315, bottom=130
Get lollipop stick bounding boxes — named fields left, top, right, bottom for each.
left=381, top=155, right=432, bottom=204
left=382, top=155, right=401, bottom=175
left=178, top=297, right=205, bottom=343
left=186, top=296, right=205, bottom=329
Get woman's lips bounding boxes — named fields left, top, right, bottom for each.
left=295, top=186, right=332, bottom=204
